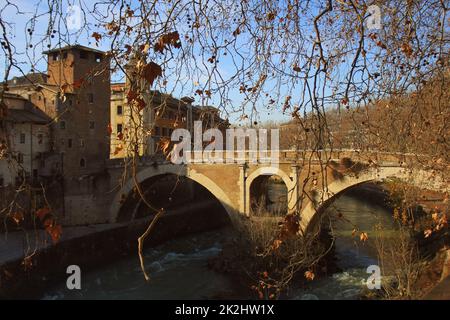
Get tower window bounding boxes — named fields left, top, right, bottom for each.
left=95, top=54, right=102, bottom=63
left=117, top=124, right=123, bottom=133
left=63, top=52, right=68, bottom=59
left=80, top=51, right=88, bottom=59
left=52, top=53, right=59, bottom=61
left=80, top=158, right=86, bottom=168
left=117, top=105, right=123, bottom=115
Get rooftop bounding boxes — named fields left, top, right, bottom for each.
left=43, top=44, right=106, bottom=55
left=1, top=92, right=28, bottom=101
left=7, top=73, right=48, bottom=86
left=6, top=107, right=51, bottom=125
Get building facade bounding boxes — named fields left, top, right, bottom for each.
left=1, top=45, right=112, bottom=225
left=110, top=83, right=228, bottom=159
left=0, top=93, right=54, bottom=187
left=7, top=45, right=111, bottom=180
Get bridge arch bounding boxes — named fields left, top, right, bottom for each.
left=300, top=165, right=447, bottom=232
left=109, top=164, right=236, bottom=223
left=245, top=166, right=295, bottom=216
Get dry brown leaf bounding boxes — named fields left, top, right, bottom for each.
left=304, top=270, right=315, bottom=281
left=360, top=232, right=368, bottom=242
left=141, top=62, right=162, bottom=86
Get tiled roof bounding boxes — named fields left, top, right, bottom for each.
left=6, top=108, right=51, bottom=124
left=43, top=44, right=105, bottom=55
left=1, top=92, right=28, bottom=100
left=7, top=73, right=48, bottom=86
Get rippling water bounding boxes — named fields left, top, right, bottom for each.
left=43, top=229, right=233, bottom=300
left=43, top=191, right=396, bottom=300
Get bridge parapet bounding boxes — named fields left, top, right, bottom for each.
left=106, top=150, right=424, bottom=169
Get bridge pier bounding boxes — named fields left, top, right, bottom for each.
left=239, top=164, right=248, bottom=216
left=288, top=164, right=300, bottom=214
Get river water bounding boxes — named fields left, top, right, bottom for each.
left=42, top=187, right=396, bottom=300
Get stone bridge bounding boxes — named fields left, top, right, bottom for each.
left=107, top=150, right=449, bottom=232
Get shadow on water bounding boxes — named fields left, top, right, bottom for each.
left=42, top=228, right=236, bottom=300
left=292, top=183, right=396, bottom=300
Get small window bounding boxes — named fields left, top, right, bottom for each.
left=52, top=99, right=55, bottom=105
left=155, top=127, right=161, bottom=136
left=80, top=51, right=88, bottom=59
left=117, top=105, right=123, bottom=115
left=33, top=169, right=38, bottom=180
left=68, top=139, right=72, bottom=148
left=38, top=95, right=42, bottom=101
left=68, top=99, right=73, bottom=106
left=52, top=53, right=59, bottom=61
left=44, top=97, right=47, bottom=104
left=38, top=152, right=45, bottom=168
left=79, top=139, right=85, bottom=148
left=80, top=158, right=86, bottom=168
left=61, top=138, right=65, bottom=146
left=15, top=174, right=23, bottom=187
left=95, top=54, right=102, bottom=63
left=0, top=174, right=4, bottom=187
left=88, top=93, right=94, bottom=104
left=37, top=133, right=43, bottom=144
left=63, top=52, right=68, bottom=59
left=19, top=133, right=25, bottom=144
left=117, top=124, right=123, bottom=133
left=89, top=121, right=95, bottom=130
left=17, top=152, right=24, bottom=164
left=60, top=121, right=66, bottom=129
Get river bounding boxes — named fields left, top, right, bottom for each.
left=42, top=185, right=396, bottom=300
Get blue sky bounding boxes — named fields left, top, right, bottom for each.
left=0, top=0, right=305, bottom=124
left=1, top=0, right=376, bottom=125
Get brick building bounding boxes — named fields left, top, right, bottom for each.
left=7, top=45, right=111, bottom=179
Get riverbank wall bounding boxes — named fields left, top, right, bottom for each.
left=0, top=199, right=230, bottom=299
